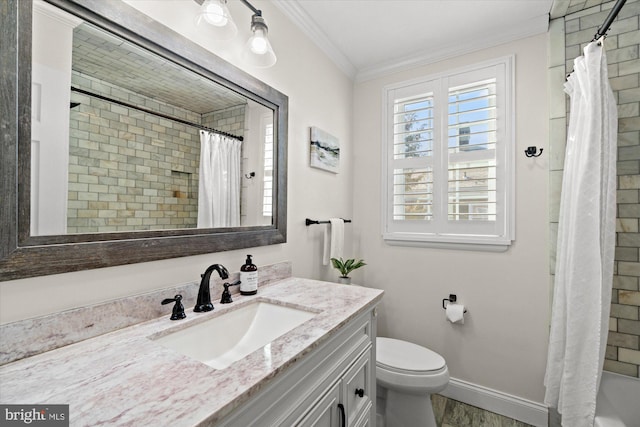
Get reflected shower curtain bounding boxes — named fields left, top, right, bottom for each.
left=544, top=39, right=617, bottom=427
left=197, top=130, right=242, bottom=228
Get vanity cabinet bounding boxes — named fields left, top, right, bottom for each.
left=295, top=347, right=373, bottom=427
left=216, top=307, right=377, bottom=427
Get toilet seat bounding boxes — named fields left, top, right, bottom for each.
left=376, top=337, right=449, bottom=394
left=377, top=337, right=446, bottom=373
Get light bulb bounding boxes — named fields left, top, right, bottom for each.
left=243, top=14, right=276, bottom=67
left=250, top=29, right=268, bottom=54
left=202, top=0, right=228, bottom=26
left=196, top=0, right=237, bottom=40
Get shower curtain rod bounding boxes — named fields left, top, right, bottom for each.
left=592, top=0, right=627, bottom=41
left=565, top=0, right=627, bottom=80
left=70, top=87, right=244, bottom=142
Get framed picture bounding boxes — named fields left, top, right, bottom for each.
left=310, top=126, right=339, bottom=173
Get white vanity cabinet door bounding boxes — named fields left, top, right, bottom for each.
left=295, top=382, right=340, bottom=427
left=296, top=346, right=373, bottom=427
left=342, top=347, right=373, bottom=425
left=351, top=405, right=372, bottom=427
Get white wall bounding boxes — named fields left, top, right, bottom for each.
left=352, top=34, right=550, bottom=403
left=0, top=0, right=354, bottom=324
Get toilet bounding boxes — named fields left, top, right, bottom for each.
left=375, top=337, right=449, bottom=427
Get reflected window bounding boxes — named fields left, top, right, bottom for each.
left=262, top=116, right=273, bottom=218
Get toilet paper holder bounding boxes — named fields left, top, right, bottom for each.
left=442, top=294, right=467, bottom=313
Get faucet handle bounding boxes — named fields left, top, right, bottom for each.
left=220, top=281, right=241, bottom=304
left=161, top=294, right=187, bottom=320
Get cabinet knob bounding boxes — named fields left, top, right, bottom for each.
left=355, top=388, right=365, bottom=398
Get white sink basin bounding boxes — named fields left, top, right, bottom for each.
left=153, top=300, right=317, bottom=369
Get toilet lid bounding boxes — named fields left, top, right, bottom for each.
left=376, top=337, right=446, bottom=373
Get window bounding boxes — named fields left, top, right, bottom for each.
left=262, top=117, right=274, bottom=218
left=382, top=57, right=514, bottom=250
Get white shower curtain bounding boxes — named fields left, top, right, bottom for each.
left=544, top=39, right=617, bottom=427
left=197, top=130, right=242, bottom=228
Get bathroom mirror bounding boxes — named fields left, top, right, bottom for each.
left=0, top=0, right=288, bottom=281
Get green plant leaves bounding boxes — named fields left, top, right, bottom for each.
left=330, top=257, right=366, bottom=277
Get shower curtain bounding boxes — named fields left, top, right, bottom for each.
left=197, top=130, right=242, bottom=228
left=544, top=39, right=617, bottom=427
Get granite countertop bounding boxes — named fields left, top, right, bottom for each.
left=0, top=278, right=383, bottom=426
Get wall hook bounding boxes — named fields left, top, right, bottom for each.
left=524, top=146, right=543, bottom=157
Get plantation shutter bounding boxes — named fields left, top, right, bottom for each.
left=383, top=57, right=514, bottom=249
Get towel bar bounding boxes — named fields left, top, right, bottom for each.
left=305, top=218, right=352, bottom=226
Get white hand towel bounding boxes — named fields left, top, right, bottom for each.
left=323, top=218, right=344, bottom=266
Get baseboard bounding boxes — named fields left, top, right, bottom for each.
left=440, top=378, right=548, bottom=427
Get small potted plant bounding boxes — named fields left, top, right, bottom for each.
left=330, top=257, right=366, bottom=284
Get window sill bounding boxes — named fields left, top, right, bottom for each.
left=383, top=232, right=512, bottom=252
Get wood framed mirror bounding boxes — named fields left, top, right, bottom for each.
left=0, top=0, right=288, bottom=281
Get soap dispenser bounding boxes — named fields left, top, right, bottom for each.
left=240, top=255, right=258, bottom=295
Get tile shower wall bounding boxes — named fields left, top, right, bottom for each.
left=549, top=0, right=640, bottom=377
left=67, top=73, right=246, bottom=233
left=202, top=105, right=246, bottom=136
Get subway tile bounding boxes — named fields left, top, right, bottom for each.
left=618, top=261, right=640, bottom=275
left=617, top=190, right=640, bottom=204
left=618, top=232, right=640, bottom=247
left=618, top=204, right=640, bottom=218
left=98, top=193, right=117, bottom=202
left=620, top=87, right=640, bottom=104
left=619, top=348, right=640, bottom=364
left=610, top=317, right=618, bottom=332
left=550, top=170, right=564, bottom=223
left=619, top=319, right=640, bottom=336
left=77, top=209, right=98, bottom=218
left=620, top=117, right=640, bottom=133
left=619, top=290, right=640, bottom=305
left=566, top=27, right=600, bottom=46
left=619, top=145, right=640, bottom=160
left=619, top=103, right=640, bottom=119
left=616, top=11, right=640, bottom=32
left=615, top=246, right=638, bottom=260
left=604, top=359, right=639, bottom=376
left=614, top=275, right=640, bottom=290
left=618, top=161, right=640, bottom=176
left=579, top=9, right=614, bottom=30
left=611, top=74, right=640, bottom=92
left=611, top=303, right=640, bottom=320
left=549, top=117, right=567, bottom=171
left=608, top=331, right=640, bottom=349
left=617, top=0, right=640, bottom=20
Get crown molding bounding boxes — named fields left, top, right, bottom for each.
left=274, top=1, right=549, bottom=83
left=355, top=14, right=549, bottom=82
left=271, top=0, right=357, bottom=79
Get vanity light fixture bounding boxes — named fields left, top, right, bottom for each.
left=196, top=0, right=238, bottom=40
left=196, top=0, right=277, bottom=68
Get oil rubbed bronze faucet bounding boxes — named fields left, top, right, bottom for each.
left=195, top=264, right=229, bottom=312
